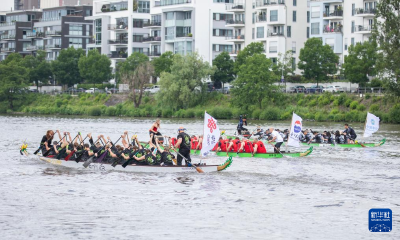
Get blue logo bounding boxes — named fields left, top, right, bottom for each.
left=371, top=119, right=375, bottom=125
left=369, top=209, right=392, bottom=232
left=294, top=120, right=302, bottom=133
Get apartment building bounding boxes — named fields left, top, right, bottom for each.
left=40, top=0, right=93, bottom=9
left=86, top=0, right=151, bottom=69
left=0, top=6, right=93, bottom=61
left=14, top=0, right=41, bottom=11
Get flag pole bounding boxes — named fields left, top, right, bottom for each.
left=363, top=112, right=368, bottom=138
left=286, top=112, right=294, bottom=152
left=200, top=110, right=206, bottom=163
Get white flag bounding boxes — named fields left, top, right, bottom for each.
left=201, top=112, right=220, bottom=157
left=288, top=112, right=303, bottom=147
left=364, top=112, right=380, bottom=137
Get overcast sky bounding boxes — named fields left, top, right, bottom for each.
left=0, top=0, right=15, bottom=12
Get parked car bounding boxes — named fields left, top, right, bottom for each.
left=144, top=85, right=160, bottom=94
left=287, top=87, right=296, bottom=93
left=64, top=87, right=86, bottom=94
left=307, top=85, right=324, bottom=93
left=85, top=88, right=100, bottom=93
left=106, top=88, right=119, bottom=94
left=29, top=89, right=39, bottom=93
left=223, top=85, right=232, bottom=94
left=323, top=86, right=344, bottom=93
left=294, top=86, right=307, bottom=93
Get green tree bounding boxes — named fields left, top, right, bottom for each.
left=234, top=42, right=265, bottom=74
left=372, top=0, right=400, bottom=96
left=343, top=41, right=377, bottom=87
left=0, top=53, right=29, bottom=110
left=78, top=49, right=112, bottom=86
left=52, top=47, right=85, bottom=86
left=272, top=50, right=294, bottom=82
left=231, top=54, right=276, bottom=110
left=152, top=51, right=174, bottom=78
left=119, top=52, right=150, bottom=107
left=298, top=38, right=339, bottom=86
left=212, top=51, right=235, bottom=89
left=157, top=52, right=214, bottom=110
left=23, top=50, right=52, bottom=90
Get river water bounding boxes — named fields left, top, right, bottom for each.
left=0, top=115, right=399, bottom=240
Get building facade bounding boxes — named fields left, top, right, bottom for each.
left=40, top=0, right=93, bottom=9
left=14, top=0, right=41, bottom=11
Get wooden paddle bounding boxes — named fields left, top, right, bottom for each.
left=269, top=143, right=287, bottom=158
left=171, top=148, right=204, bottom=173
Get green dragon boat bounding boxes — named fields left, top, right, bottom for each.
left=189, top=147, right=314, bottom=159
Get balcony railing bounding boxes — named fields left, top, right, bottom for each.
left=267, top=31, right=284, bottom=37
left=0, top=35, right=15, bottom=40
left=256, top=0, right=285, bottom=8
left=143, top=21, right=161, bottom=27
left=108, top=52, right=128, bottom=58
left=226, top=3, right=245, bottom=11
left=45, top=30, right=62, bottom=36
left=229, top=50, right=240, bottom=55
left=226, top=35, right=245, bottom=40
left=323, top=10, right=343, bottom=18
left=354, top=25, right=373, bottom=32
left=45, top=57, right=54, bottom=62
left=26, top=45, right=44, bottom=51
left=1, top=47, right=15, bottom=52
left=108, top=24, right=128, bottom=30
left=27, top=32, right=45, bottom=38
left=323, top=25, right=342, bottom=33
left=256, top=15, right=267, bottom=22
left=148, top=51, right=161, bottom=56
left=355, top=8, right=377, bottom=15
left=155, top=0, right=192, bottom=7
left=143, top=36, right=161, bottom=42
left=108, top=39, right=128, bottom=44
left=226, top=19, right=245, bottom=25
left=46, top=44, right=61, bottom=49
left=269, top=46, right=277, bottom=53
left=0, top=22, right=16, bottom=27
left=176, top=33, right=192, bottom=38
left=39, top=17, right=61, bottom=22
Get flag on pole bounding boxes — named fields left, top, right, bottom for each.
left=364, top=112, right=380, bottom=137
left=201, top=112, right=220, bottom=157
left=288, top=112, right=303, bottom=147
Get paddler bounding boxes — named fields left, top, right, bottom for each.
left=173, top=127, right=191, bottom=166
left=155, top=138, right=176, bottom=166
left=40, top=130, right=55, bottom=155
left=266, top=127, right=283, bottom=153
left=149, top=119, right=162, bottom=144
left=343, top=123, right=357, bottom=144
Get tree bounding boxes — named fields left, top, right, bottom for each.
left=212, top=51, right=235, bottom=89
left=234, top=42, right=265, bottom=74
left=78, top=49, right=112, bottom=86
left=231, top=54, right=276, bottom=110
left=372, top=0, right=400, bottom=96
left=152, top=51, right=174, bottom=78
left=298, top=38, right=339, bottom=86
left=343, top=41, right=378, bottom=87
left=272, top=50, right=294, bottom=82
left=119, top=52, right=150, bottom=107
left=23, top=50, right=52, bottom=90
left=157, top=52, right=214, bottom=110
left=52, top=47, right=85, bottom=87
left=0, top=53, right=29, bottom=110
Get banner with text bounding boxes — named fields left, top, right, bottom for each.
left=288, top=112, right=303, bottom=147
left=364, top=112, right=380, bottom=137
left=201, top=112, right=220, bottom=157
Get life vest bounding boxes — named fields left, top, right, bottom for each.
left=255, top=141, right=267, bottom=153
left=191, top=137, right=198, bottom=150
left=243, top=140, right=253, bottom=153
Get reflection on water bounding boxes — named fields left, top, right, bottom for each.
left=0, top=115, right=399, bottom=239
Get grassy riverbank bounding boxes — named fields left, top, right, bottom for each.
left=4, top=92, right=400, bottom=124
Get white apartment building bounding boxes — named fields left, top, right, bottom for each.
left=85, top=0, right=151, bottom=69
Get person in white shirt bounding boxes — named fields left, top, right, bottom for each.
left=267, top=128, right=283, bottom=153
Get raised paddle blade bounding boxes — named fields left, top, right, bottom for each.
left=82, top=156, right=94, bottom=168
left=121, top=159, right=132, bottom=168
left=33, top=147, right=41, bottom=155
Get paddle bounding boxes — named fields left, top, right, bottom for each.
left=108, top=136, right=124, bottom=167
left=171, top=148, right=204, bottom=173
left=42, top=134, right=66, bottom=156
left=56, top=133, right=80, bottom=159
left=73, top=135, right=90, bottom=163
left=82, top=140, right=110, bottom=168
left=269, top=143, right=287, bottom=158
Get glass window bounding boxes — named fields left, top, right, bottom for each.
left=69, top=38, right=82, bottom=48
left=293, top=11, right=296, bottom=22
left=311, top=6, right=320, bottom=18
left=351, top=38, right=354, bottom=46
left=132, top=19, right=144, bottom=28
left=352, top=4, right=355, bottom=16
left=69, top=25, right=82, bottom=35
left=166, top=12, right=174, bottom=20
left=311, top=22, right=319, bottom=35
left=138, top=1, right=150, bottom=13
left=293, top=0, right=296, bottom=6
left=257, top=27, right=264, bottom=38
left=252, top=28, right=254, bottom=39
left=351, top=21, right=355, bottom=33
left=307, top=27, right=309, bottom=38
left=270, top=10, right=278, bottom=21
left=307, top=11, right=310, bottom=23
left=287, top=26, right=291, bottom=37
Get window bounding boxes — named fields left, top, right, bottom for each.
left=133, top=19, right=144, bottom=28
left=270, top=10, right=278, bottom=21
left=132, top=34, right=143, bottom=42
left=184, top=12, right=191, bottom=19
left=311, top=6, right=320, bottom=18
left=344, top=38, right=348, bottom=50
left=252, top=28, right=254, bottom=39
left=270, top=57, right=277, bottom=65
left=351, top=21, right=355, bottom=33
left=213, top=13, right=232, bottom=21
left=213, top=29, right=232, bottom=37
left=352, top=4, right=355, bottom=16
left=95, top=19, right=101, bottom=44
left=69, top=38, right=82, bottom=48
left=138, top=1, right=150, bottom=13
left=292, top=58, right=296, bottom=71
left=212, top=44, right=233, bottom=52
left=252, top=12, right=255, bottom=24
left=307, top=27, right=309, bottom=38
left=293, top=11, right=296, bottom=22
left=287, top=26, right=291, bottom=37
left=85, top=25, right=90, bottom=36
left=69, top=24, right=82, bottom=35
left=257, top=27, right=264, bottom=38
left=292, top=41, right=296, bottom=53
left=311, top=23, right=319, bottom=35
left=293, top=0, right=297, bottom=6
left=269, top=41, right=277, bottom=53
left=307, top=11, right=310, bottom=23
left=351, top=38, right=355, bottom=46
left=326, top=38, right=334, bottom=50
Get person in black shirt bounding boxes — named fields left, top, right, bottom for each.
left=344, top=124, right=357, bottom=143
left=155, top=139, right=175, bottom=166
left=174, top=126, right=191, bottom=166
left=40, top=130, right=55, bottom=155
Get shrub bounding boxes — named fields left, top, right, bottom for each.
left=334, top=113, right=345, bottom=121
left=260, top=107, right=280, bottom=120
left=321, top=97, right=330, bottom=106
left=333, top=99, right=339, bottom=106
left=350, top=100, right=358, bottom=110
left=0, top=104, right=7, bottom=114
left=308, top=99, right=317, bottom=107
left=365, top=93, right=371, bottom=99
left=210, top=107, right=232, bottom=119
left=55, top=99, right=62, bottom=108
left=389, top=104, right=400, bottom=123
left=297, top=99, right=305, bottom=106
left=144, top=96, right=150, bottom=104
left=315, top=112, right=327, bottom=121
left=194, top=109, right=204, bottom=118
left=105, top=106, right=117, bottom=116
left=330, top=108, right=339, bottom=115
left=252, top=109, right=262, bottom=120
left=345, top=99, right=353, bottom=107
left=87, top=106, right=102, bottom=116
left=338, top=93, right=347, bottom=105
left=357, top=104, right=366, bottom=111
left=184, top=109, right=195, bottom=118
left=369, top=104, right=379, bottom=112
left=280, top=111, right=291, bottom=120
left=162, top=109, right=173, bottom=118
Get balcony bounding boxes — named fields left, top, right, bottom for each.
left=355, top=8, right=376, bottom=17
left=46, top=44, right=61, bottom=49
left=143, top=36, right=161, bottom=43
left=267, top=31, right=284, bottom=37
left=226, top=3, right=245, bottom=13
left=226, top=35, right=245, bottom=43
left=108, top=39, right=128, bottom=45
left=148, top=51, right=161, bottom=57
left=225, top=19, right=245, bottom=27
left=256, top=15, right=267, bottom=23
left=45, top=30, right=62, bottom=37
left=98, top=2, right=128, bottom=13
left=45, top=57, right=54, bottom=62
left=323, top=25, right=343, bottom=34
left=108, top=51, right=128, bottom=59
left=26, top=45, right=45, bottom=51
left=143, top=21, right=161, bottom=28
left=108, top=24, right=128, bottom=31
left=176, top=33, right=192, bottom=38
left=155, top=0, right=192, bottom=7
left=323, top=10, right=343, bottom=20
left=39, top=17, right=61, bottom=22
left=27, top=32, right=45, bottom=38
left=229, top=49, right=240, bottom=56
left=255, top=0, right=285, bottom=10
left=1, top=47, right=15, bottom=52
left=354, top=25, right=373, bottom=34
left=0, top=35, right=15, bottom=40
